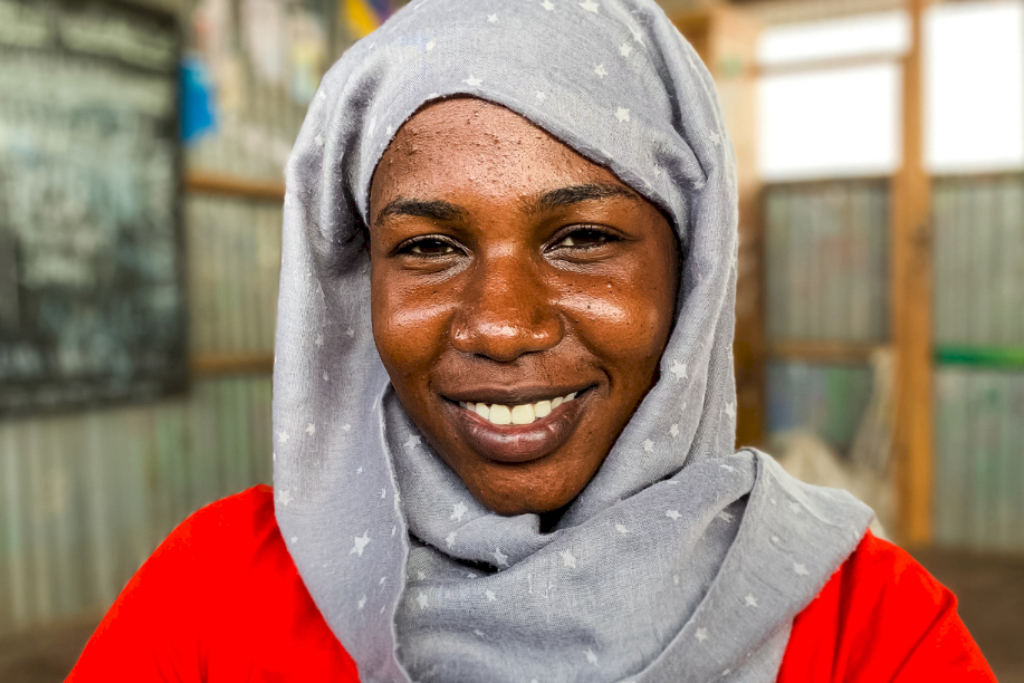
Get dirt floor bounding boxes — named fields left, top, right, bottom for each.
left=1, top=549, right=1021, bottom=682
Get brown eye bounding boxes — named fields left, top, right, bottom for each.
left=400, top=237, right=458, bottom=256
left=552, top=227, right=619, bottom=250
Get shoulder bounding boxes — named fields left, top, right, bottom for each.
left=160, top=484, right=279, bottom=567
left=778, top=531, right=996, bottom=682
left=70, top=486, right=359, bottom=682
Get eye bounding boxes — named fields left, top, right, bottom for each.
left=550, top=226, right=621, bottom=251
left=396, top=236, right=460, bottom=257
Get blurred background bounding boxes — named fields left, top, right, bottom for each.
left=0, top=0, right=1022, bottom=679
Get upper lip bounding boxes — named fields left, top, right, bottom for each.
left=441, top=384, right=593, bottom=406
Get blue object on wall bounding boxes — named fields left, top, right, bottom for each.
left=180, top=56, right=218, bottom=144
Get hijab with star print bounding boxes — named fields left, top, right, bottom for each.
left=272, top=1, right=873, bottom=681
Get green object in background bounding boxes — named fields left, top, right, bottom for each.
left=935, top=346, right=1024, bottom=368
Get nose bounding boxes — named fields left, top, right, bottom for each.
left=450, top=253, right=563, bottom=362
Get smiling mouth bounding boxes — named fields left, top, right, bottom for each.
left=444, top=388, right=592, bottom=464
left=458, top=391, right=579, bottom=426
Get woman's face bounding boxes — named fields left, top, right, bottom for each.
left=369, top=99, right=679, bottom=515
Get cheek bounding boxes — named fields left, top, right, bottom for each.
left=559, top=277, right=675, bottom=365
left=370, top=273, right=453, bottom=384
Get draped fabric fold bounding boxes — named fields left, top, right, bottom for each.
left=272, top=1, right=873, bottom=681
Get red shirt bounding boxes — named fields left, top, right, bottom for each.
left=69, top=485, right=995, bottom=682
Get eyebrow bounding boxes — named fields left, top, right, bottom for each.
left=375, top=199, right=468, bottom=225
left=528, top=183, right=643, bottom=213
left=373, top=182, right=642, bottom=226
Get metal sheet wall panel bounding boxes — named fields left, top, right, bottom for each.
left=933, top=368, right=1024, bottom=551
left=933, top=175, right=1024, bottom=346
left=766, top=361, right=874, bottom=455
left=764, top=180, right=890, bottom=343
left=0, top=376, right=273, bottom=638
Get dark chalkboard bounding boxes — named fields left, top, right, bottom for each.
left=0, top=0, right=186, bottom=416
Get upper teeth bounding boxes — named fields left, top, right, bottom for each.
left=460, top=392, right=578, bottom=426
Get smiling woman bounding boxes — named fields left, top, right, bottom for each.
left=68, top=1, right=995, bottom=682
left=369, top=98, right=679, bottom=515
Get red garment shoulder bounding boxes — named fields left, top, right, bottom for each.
left=778, top=531, right=997, bottom=682
left=68, top=485, right=360, bottom=682
left=71, top=490, right=995, bottom=682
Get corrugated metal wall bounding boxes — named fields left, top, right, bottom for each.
left=0, top=0, right=324, bottom=638
left=932, top=174, right=1024, bottom=550
left=765, top=175, right=1024, bottom=550
left=765, top=180, right=890, bottom=344
left=764, top=180, right=890, bottom=454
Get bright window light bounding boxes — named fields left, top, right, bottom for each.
left=758, top=63, right=902, bottom=180
left=925, top=0, right=1024, bottom=172
left=758, top=11, right=909, bottom=66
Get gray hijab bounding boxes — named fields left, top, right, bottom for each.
left=272, top=1, right=873, bottom=681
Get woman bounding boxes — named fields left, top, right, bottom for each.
left=70, top=0, right=994, bottom=681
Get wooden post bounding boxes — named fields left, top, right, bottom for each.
left=891, top=0, right=933, bottom=546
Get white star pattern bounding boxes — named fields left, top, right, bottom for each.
left=356, top=466, right=363, bottom=474
left=720, top=463, right=737, bottom=473
left=318, top=90, right=326, bottom=101
left=358, top=595, right=367, bottom=610
left=322, top=372, right=329, bottom=381
left=535, top=91, right=547, bottom=102
left=594, top=63, right=607, bottom=78
left=585, top=648, right=599, bottom=664
left=380, top=488, right=387, bottom=499
left=417, top=592, right=428, bottom=609
left=314, top=334, right=324, bottom=347
left=620, top=42, right=633, bottom=57
left=670, top=361, right=688, bottom=379
left=343, top=423, right=352, bottom=432
left=385, top=124, right=394, bottom=135
left=404, top=435, right=421, bottom=451
left=416, top=570, right=426, bottom=580
left=643, top=439, right=654, bottom=452
left=561, top=550, right=577, bottom=568
left=695, top=627, right=708, bottom=642
left=666, top=509, right=681, bottom=521
left=724, top=401, right=736, bottom=418
left=487, top=13, right=497, bottom=22
left=278, top=489, right=293, bottom=506
left=485, top=589, right=497, bottom=601
left=493, top=548, right=509, bottom=566
left=542, top=0, right=555, bottom=9
left=290, top=535, right=298, bottom=544
left=305, top=423, right=316, bottom=435
left=709, top=130, right=722, bottom=146
left=670, top=423, right=680, bottom=437
left=451, top=502, right=468, bottom=522
left=346, top=327, right=355, bottom=337
left=445, top=531, right=457, bottom=548
left=615, top=523, right=629, bottom=534
left=579, top=0, right=599, bottom=12
left=426, top=38, right=435, bottom=51
left=745, top=594, right=758, bottom=608
left=793, top=562, right=809, bottom=576
left=771, top=535, right=780, bottom=544
left=379, top=576, right=387, bottom=586
left=277, top=431, right=289, bottom=444
left=464, top=75, right=483, bottom=87
left=314, top=133, right=324, bottom=147
left=350, top=531, right=371, bottom=557
left=615, top=107, right=630, bottom=123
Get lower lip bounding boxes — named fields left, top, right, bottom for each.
left=445, top=394, right=589, bottom=464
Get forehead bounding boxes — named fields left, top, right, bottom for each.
left=371, top=98, right=629, bottom=203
